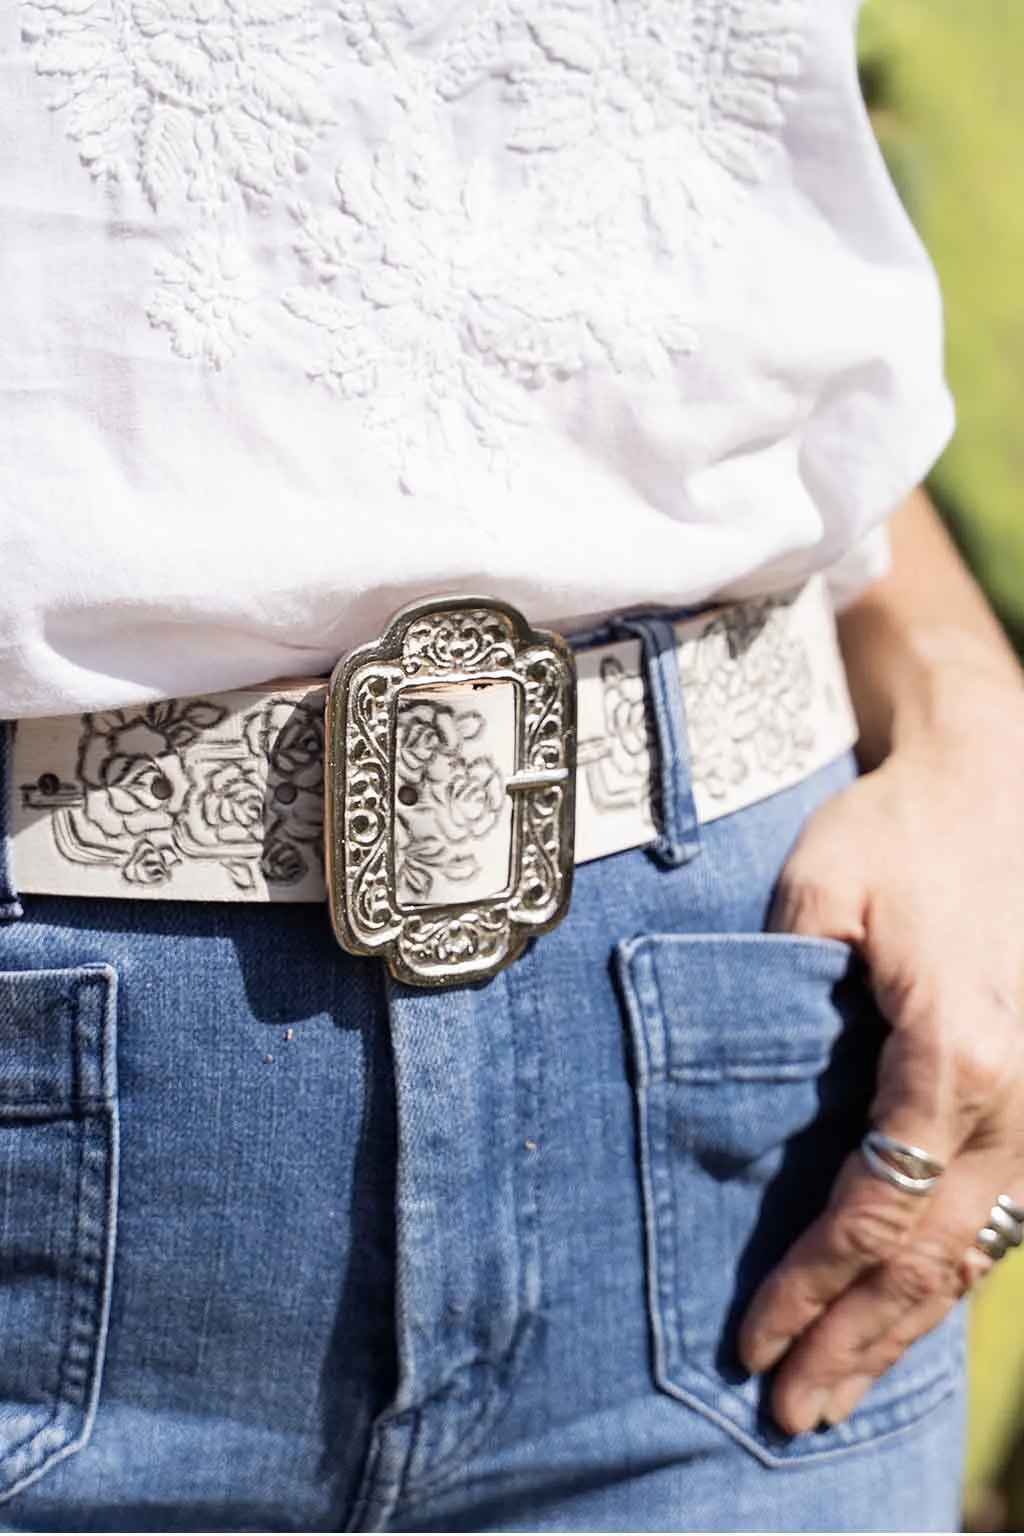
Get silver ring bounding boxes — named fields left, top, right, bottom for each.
left=860, top=1131, right=945, bottom=1196
left=987, top=1203, right=1024, bottom=1248
left=975, top=1196, right=1024, bottom=1262
left=998, top=1193, right=1024, bottom=1226
left=975, top=1226, right=1009, bottom=1262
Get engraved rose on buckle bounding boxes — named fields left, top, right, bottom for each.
left=393, top=701, right=505, bottom=904
left=424, top=756, right=504, bottom=844
left=396, top=702, right=469, bottom=777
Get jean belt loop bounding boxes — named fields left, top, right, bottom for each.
left=0, top=723, right=25, bottom=921
left=613, top=616, right=701, bottom=869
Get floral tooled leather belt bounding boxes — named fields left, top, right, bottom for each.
left=10, top=580, right=854, bottom=986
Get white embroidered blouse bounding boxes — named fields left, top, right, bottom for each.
left=1, top=0, right=952, bottom=716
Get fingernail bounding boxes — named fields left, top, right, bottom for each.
left=746, top=1333, right=792, bottom=1375
left=790, top=1386, right=832, bottom=1436
left=822, top=1374, right=873, bottom=1426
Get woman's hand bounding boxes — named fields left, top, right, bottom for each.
left=738, top=656, right=1024, bottom=1434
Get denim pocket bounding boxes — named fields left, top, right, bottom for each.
left=0, top=966, right=118, bottom=1502
left=616, top=933, right=960, bottom=1467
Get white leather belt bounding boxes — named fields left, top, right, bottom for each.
left=9, top=579, right=856, bottom=986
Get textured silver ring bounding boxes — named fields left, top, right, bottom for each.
left=974, top=1197, right=1024, bottom=1263
left=860, top=1130, right=945, bottom=1196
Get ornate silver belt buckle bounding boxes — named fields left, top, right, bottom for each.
left=325, top=596, right=577, bottom=987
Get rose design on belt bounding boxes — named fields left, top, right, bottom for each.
left=20, top=692, right=326, bottom=894
left=393, top=701, right=505, bottom=904
left=76, top=705, right=213, bottom=841
left=187, top=761, right=264, bottom=843
left=35, top=700, right=231, bottom=883
left=171, top=754, right=269, bottom=888
left=168, top=696, right=325, bottom=888
left=682, top=599, right=816, bottom=799
left=123, top=838, right=182, bottom=887
left=578, top=655, right=653, bottom=822
left=249, top=696, right=325, bottom=884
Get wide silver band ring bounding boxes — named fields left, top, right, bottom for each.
left=859, top=1130, right=945, bottom=1196
left=974, top=1195, right=1024, bottom=1263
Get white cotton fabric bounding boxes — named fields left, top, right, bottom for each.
left=0, top=0, right=952, bottom=718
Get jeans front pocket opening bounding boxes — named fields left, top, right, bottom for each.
left=617, top=932, right=961, bottom=1469
left=0, top=965, right=119, bottom=1504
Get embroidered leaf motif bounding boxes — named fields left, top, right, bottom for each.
left=30, top=34, right=109, bottom=78
left=214, top=108, right=281, bottom=198
left=283, top=283, right=351, bottom=334
left=284, top=114, right=699, bottom=489
left=141, top=105, right=197, bottom=210
left=529, top=14, right=603, bottom=72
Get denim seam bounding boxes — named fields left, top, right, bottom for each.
left=0, top=1098, right=109, bottom=1118
left=346, top=1411, right=418, bottom=1534
left=0, top=967, right=119, bottom=1505
left=508, top=946, right=542, bottom=1320
left=663, top=1060, right=833, bottom=1085
left=394, top=1315, right=542, bottom=1510
left=391, top=959, right=544, bottom=1510
left=653, top=1355, right=958, bottom=1470
left=615, top=941, right=682, bottom=1402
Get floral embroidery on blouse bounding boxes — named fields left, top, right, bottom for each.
left=20, top=0, right=806, bottom=462
left=340, top=0, right=807, bottom=239
left=147, top=231, right=263, bottom=365
left=21, top=0, right=334, bottom=208
left=284, top=129, right=696, bottom=490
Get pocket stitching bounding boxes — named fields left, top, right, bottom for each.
left=618, top=933, right=957, bottom=1467
left=0, top=966, right=119, bottom=1505
left=650, top=1353, right=958, bottom=1469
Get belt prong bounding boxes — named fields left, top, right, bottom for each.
left=505, top=766, right=570, bottom=793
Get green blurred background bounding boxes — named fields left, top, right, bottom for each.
left=859, top=1, right=1024, bottom=1525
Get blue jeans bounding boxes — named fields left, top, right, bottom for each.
left=0, top=709, right=966, bottom=1530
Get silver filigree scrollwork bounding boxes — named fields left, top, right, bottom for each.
left=402, top=609, right=517, bottom=676
left=509, top=650, right=569, bottom=920
left=325, top=596, right=577, bottom=987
